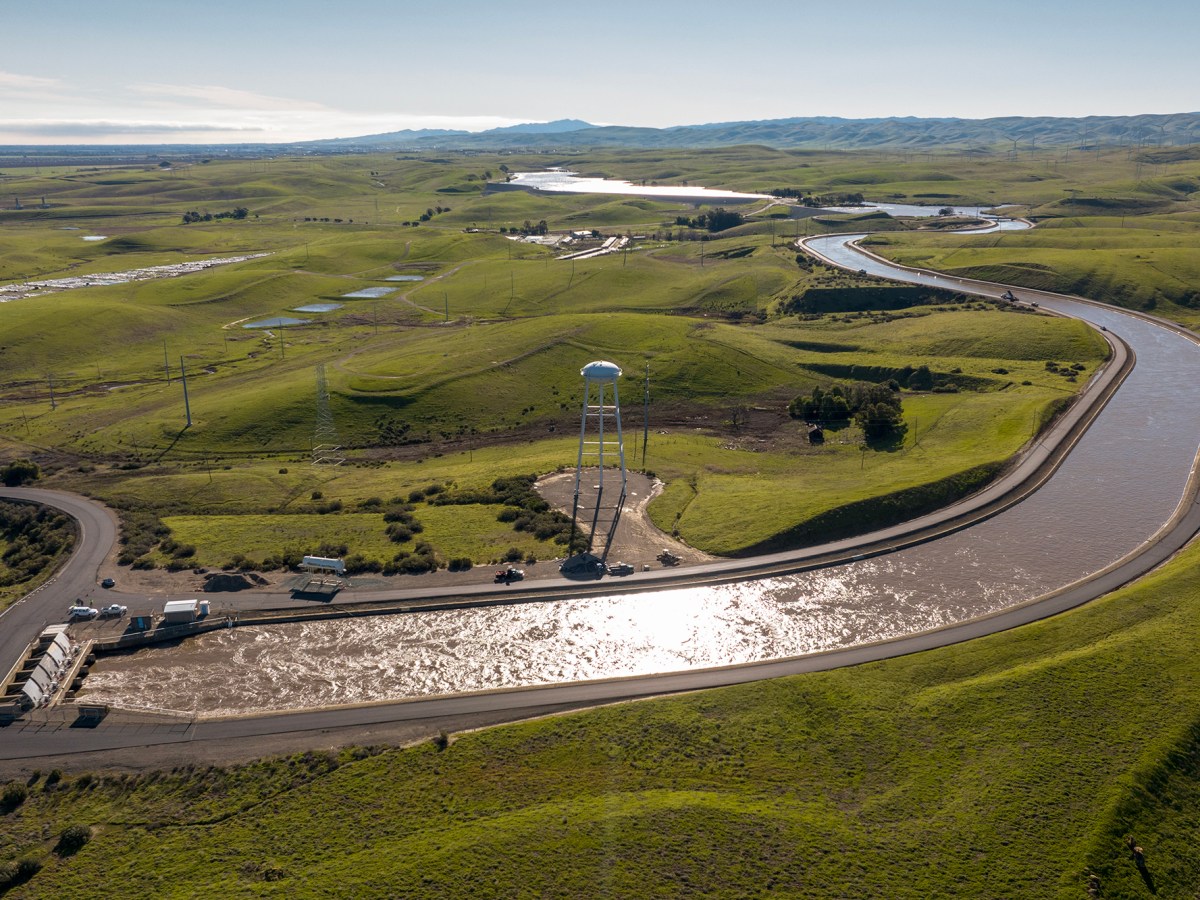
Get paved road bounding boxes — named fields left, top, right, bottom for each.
left=3, top=235, right=1199, bottom=763
left=0, top=488, right=117, bottom=681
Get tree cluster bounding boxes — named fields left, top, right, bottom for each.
left=0, top=501, right=74, bottom=588
left=418, top=205, right=451, bottom=223
left=789, top=381, right=904, bottom=439
left=0, top=458, right=38, bottom=486
left=181, top=207, right=248, bottom=223
left=768, top=189, right=865, bottom=207
left=498, top=220, right=551, bottom=236
left=674, top=209, right=745, bottom=232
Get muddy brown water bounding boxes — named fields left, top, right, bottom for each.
left=82, top=235, right=1200, bottom=717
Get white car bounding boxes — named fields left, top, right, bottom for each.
left=67, top=606, right=99, bottom=620
left=100, top=604, right=128, bottom=618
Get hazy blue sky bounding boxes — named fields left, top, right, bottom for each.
left=3, top=0, right=1197, bottom=144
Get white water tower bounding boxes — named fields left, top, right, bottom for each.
left=572, top=360, right=627, bottom=555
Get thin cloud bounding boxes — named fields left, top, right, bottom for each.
left=131, top=82, right=329, bottom=111
left=2, top=120, right=263, bottom=137
left=0, top=69, right=80, bottom=104
left=0, top=70, right=61, bottom=89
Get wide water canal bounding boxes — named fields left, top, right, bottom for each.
left=83, top=236, right=1200, bottom=717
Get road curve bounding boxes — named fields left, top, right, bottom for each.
left=0, top=488, right=118, bottom=682
left=4, top=236, right=1200, bottom=762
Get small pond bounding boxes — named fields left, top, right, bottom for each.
left=242, top=316, right=310, bottom=329
left=384, top=275, right=424, bottom=282
left=292, top=303, right=343, bottom=313
left=341, top=287, right=396, bottom=299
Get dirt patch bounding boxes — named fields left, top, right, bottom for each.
left=202, top=572, right=269, bottom=592
left=536, top=469, right=713, bottom=570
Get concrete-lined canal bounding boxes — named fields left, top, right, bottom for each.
left=81, top=234, right=1200, bottom=717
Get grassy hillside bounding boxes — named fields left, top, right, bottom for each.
left=6, top=529, right=1200, bottom=896
left=0, top=145, right=1170, bottom=562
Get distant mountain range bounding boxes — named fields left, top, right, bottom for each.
left=312, top=113, right=1200, bottom=151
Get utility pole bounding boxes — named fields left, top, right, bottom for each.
left=180, top=356, right=192, bottom=427
left=642, top=362, right=650, bottom=468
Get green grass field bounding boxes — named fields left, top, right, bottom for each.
left=0, top=146, right=1138, bottom=562
left=4, top=144, right=1200, bottom=896
left=6, top=518, right=1200, bottom=896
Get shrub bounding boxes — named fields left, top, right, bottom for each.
left=0, top=458, right=39, bottom=487
left=1, top=781, right=27, bottom=812
left=383, top=504, right=415, bottom=522
left=447, top=557, right=473, bottom=572
left=131, top=557, right=157, bottom=570
left=343, top=554, right=381, bottom=575
left=55, top=824, right=92, bottom=857
left=505, top=547, right=523, bottom=562
left=310, top=490, right=323, bottom=500
left=0, top=856, right=42, bottom=889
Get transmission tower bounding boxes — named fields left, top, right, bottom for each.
left=312, top=364, right=344, bottom=466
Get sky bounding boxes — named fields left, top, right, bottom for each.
left=2, top=0, right=1198, bottom=145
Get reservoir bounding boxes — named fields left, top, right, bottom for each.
left=508, top=169, right=770, bottom=202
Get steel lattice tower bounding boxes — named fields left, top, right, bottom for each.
left=312, top=364, right=344, bottom=466
left=571, top=360, right=627, bottom=557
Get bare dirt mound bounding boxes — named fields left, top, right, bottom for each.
left=203, top=572, right=268, bottom=592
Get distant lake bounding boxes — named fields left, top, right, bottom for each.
left=81, top=235, right=107, bottom=241
left=292, top=303, right=343, bottom=313
left=509, top=169, right=770, bottom=202
left=243, top=316, right=310, bottom=329
left=384, top=275, right=424, bottom=282
left=341, top=287, right=396, bottom=299
left=821, top=202, right=1013, bottom=218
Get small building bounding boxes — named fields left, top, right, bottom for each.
left=162, top=599, right=199, bottom=624
left=302, top=556, right=345, bottom=576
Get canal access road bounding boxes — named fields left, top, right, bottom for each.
left=3, top=234, right=1200, bottom=768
